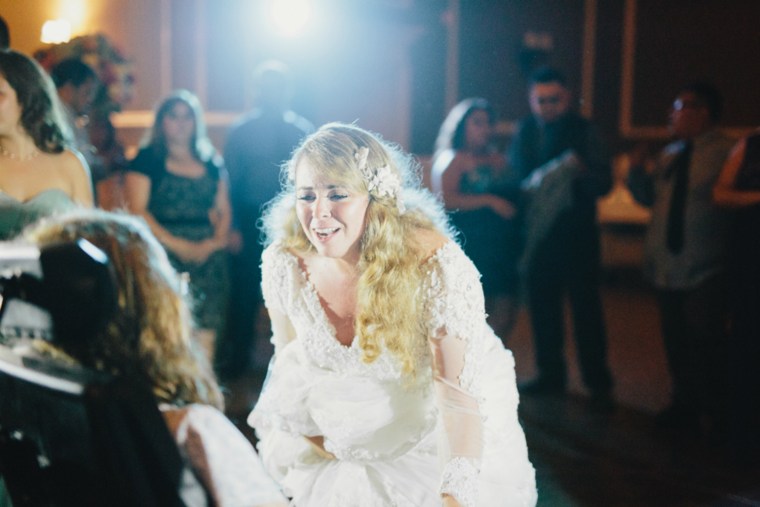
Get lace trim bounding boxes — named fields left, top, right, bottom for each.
left=261, top=243, right=287, bottom=314
left=266, top=241, right=495, bottom=385
left=440, top=457, right=480, bottom=507
left=265, top=240, right=489, bottom=398
left=422, top=242, right=487, bottom=395
left=264, top=241, right=415, bottom=380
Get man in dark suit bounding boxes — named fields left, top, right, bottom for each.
left=221, top=61, right=313, bottom=379
left=509, top=67, right=614, bottom=410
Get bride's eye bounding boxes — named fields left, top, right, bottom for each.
left=297, top=193, right=316, bottom=202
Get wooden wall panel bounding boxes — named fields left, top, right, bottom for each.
left=620, top=0, right=760, bottom=139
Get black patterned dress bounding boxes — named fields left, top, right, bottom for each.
left=450, top=163, right=521, bottom=297
left=129, top=148, right=229, bottom=336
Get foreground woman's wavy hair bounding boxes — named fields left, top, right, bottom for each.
left=262, top=122, right=452, bottom=375
left=25, top=209, right=223, bottom=409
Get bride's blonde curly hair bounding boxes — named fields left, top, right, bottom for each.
left=262, top=122, right=453, bottom=375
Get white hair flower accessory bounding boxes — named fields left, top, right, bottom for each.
left=355, top=147, right=405, bottom=213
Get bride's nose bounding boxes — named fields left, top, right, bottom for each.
left=315, top=197, right=331, bottom=218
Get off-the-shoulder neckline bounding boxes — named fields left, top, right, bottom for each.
left=0, top=188, right=72, bottom=205
left=270, top=240, right=459, bottom=351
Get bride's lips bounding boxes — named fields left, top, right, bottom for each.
left=312, top=226, right=340, bottom=242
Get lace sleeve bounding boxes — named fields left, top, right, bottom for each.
left=424, top=243, right=488, bottom=507
left=261, top=242, right=297, bottom=353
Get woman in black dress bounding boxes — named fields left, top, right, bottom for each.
left=125, top=89, right=231, bottom=363
left=431, top=98, right=521, bottom=340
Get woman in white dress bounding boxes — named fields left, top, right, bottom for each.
left=248, top=123, right=537, bottom=507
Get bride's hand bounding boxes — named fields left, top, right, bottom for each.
left=442, top=494, right=462, bottom=507
left=304, top=435, right=336, bottom=460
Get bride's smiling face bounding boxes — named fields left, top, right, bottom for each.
left=295, top=159, right=370, bottom=264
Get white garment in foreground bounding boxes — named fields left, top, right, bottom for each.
left=249, top=241, right=537, bottom=507
left=162, top=404, right=287, bottom=507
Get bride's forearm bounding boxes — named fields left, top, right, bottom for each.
left=304, top=435, right=336, bottom=460
left=442, top=494, right=462, bottom=507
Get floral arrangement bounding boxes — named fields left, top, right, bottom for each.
left=35, top=33, right=135, bottom=118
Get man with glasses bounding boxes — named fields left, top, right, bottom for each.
left=628, top=83, right=734, bottom=437
left=509, top=66, right=614, bottom=411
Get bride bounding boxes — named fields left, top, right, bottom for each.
left=248, top=123, right=537, bottom=507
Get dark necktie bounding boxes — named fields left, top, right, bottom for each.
left=666, top=141, right=693, bottom=254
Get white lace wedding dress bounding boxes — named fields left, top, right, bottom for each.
left=248, top=240, right=537, bottom=507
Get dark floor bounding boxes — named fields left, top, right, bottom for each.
left=221, top=269, right=760, bottom=507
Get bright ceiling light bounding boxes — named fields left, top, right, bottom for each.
left=60, top=0, right=86, bottom=30
left=269, top=0, right=313, bottom=38
left=40, top=19, right=72, bottom=44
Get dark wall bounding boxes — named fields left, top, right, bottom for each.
left=163, top=0, right=760, bottom=155
left=458, top=0, right=586, bottom=124
left=411, top=0, right=589, bottom=154
left=410, top=0, right=760, bottom=156
left=630, top=0, right=760, bottom=128
left=594, top=0, right=626, bottom=152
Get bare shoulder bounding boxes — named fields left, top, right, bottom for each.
left=58, top=149, right=91, bottom=179
left=432, top=149, right=466, bottom=175
left=445, top=150, right=470, bottom=171
left=415, top=227, right=450, bottom=261
left=57, top=149, right=93, bottom=206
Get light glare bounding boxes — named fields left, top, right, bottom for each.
left=40, top=19, right=72, bottom=44
left=60, top=0, right=87, bottom=29
left=270, top=0, right=312, bottom=38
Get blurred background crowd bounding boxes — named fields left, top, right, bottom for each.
left=1, top=1, right=759, bottom=503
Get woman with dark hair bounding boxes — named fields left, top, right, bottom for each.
left=124, top=89, right=231, bottom=362
left=430, top=98, right=520, bottom=339
left=0, top=49, right=93, bottom=240
left=0, top=48, right=93, bottom=507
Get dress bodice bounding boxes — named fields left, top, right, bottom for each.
left=128, top=148, right=222, bottom=239
left=459, top=164, right=499, bottom=195
left=0, top=189, right=76, bottom=240
left=258, top=240, right=488, bottom=380
left=147, top=171, right=218, bottom=233
left=259, top=243, right=425, bottom=380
